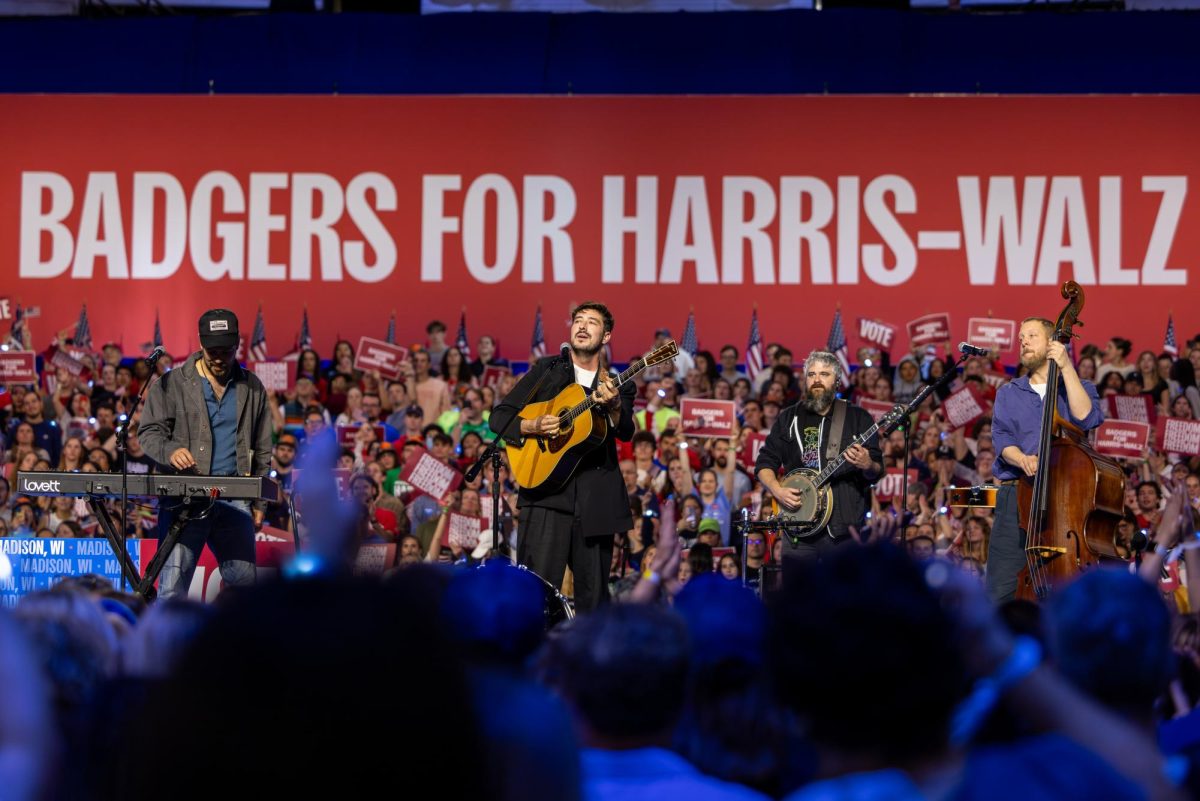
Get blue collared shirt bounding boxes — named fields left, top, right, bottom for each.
left=200, top=376, right=238, bottom=476
left=991, top=375, right=1103, bottom=482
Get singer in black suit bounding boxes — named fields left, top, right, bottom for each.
left=490, top=301, right=635, bottom=611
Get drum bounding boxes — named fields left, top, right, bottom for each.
left=510, top=563, right=575, bottom=628
left=946, top=484, right=1000, bottom=509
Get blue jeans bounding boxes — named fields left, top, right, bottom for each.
left=157, top=499, right=256, bottom=600
left=985, top=484, right=1024, bottom=604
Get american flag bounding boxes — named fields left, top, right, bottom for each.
left=152, top=310, right=163, bottom=349
left=530, top=306, right=547, bottom=360
left=455, top=311, right=471, bottom=359
left=249, top=307, right=268, bottom=361
left=827, top=308, right=851, bottom=381
left=680, top=311, right=698, bottom=357
left=385, top=311, right=396, bottom=345
left=746, top=309, right=765, bottom=380
left=1164, top=314, right=1179, bottom=357
left=73, top=304, right=92, bottom=350
left=298, top=307, right=313, bottom=350
left=5, top=302, right=27, bottom=351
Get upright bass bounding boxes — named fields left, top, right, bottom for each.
left=1016, top=281, right=1127, bottom=601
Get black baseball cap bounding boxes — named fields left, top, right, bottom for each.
left=198, top=309, right=239, bottom=350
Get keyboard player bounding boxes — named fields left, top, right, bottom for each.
left=138, top=309, right=274, bottom=599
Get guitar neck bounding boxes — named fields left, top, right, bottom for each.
left=814, top=417, right=886, bottom=489
left=560, top=358, right=647, bottom=424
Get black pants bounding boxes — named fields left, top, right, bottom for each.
left=986, top=483, right=1025, bottom=603
left=519, top=506, right=613, bottom=612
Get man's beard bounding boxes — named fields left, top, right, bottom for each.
left=802, top=386, right=835, bottom=414
left=571, top=340, right=603, bottom=358
left=1020, top=351, right=1047, bottom=372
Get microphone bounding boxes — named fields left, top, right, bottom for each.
left=958, top=342, right=990, bottom=358
left=559, top=342, right=572, bottom=366
left=145, top=346, right=167, bottom=366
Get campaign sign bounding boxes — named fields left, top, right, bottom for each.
left=857, top=398, right=895, bottom=423
left=981, top=371, right=1009, bottom=390
left=739, top=432, right=767, bottom=468
left=1106, top=394, right=1156, bottom=425
left=907, top=313, right=952, bottom=346
left=874, top=468, right=919, bottom=500
left=1155, top=417, right=1200, bottom=456
left=45, top=345, right=89, bottom=379
left=248, top=360, right=296, bottom=393
left=443, top=512, right=485, bottom=550
left=942, top=384, right=986, bottom=431
left=0, top=351, right=36, bottom=383
left=0, top=539, right=146, bottom=607
left=679, top=398, right=737, bottom=438
left=400, top=450, right=463, bottom=501
left=967, top=318, right=1017, bottom=352
left=353, top=543, right=397, bottom=577
left=355, top=337, right=409, bottom=380
left=481, top=364, right=511, bottom=388
left=336, top=424, right=387, bottom=447
left=857, top=318, right=898, bottom=351
left=1093, top=420, right=1151, bottom=460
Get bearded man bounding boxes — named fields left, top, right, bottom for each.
left=987, top=317, right=1103, bottom=603
left=755, top=350, right=883, bottom=572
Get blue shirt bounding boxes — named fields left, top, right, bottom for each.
left=200, top=376, right=238, bottom=476
left=991, top=375, right=1103, bottom=482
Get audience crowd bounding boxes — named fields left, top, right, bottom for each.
left=2, top=314, right=1200, bottom=799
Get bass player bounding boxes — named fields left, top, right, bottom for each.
left=490, top=301, right=635, bottom=611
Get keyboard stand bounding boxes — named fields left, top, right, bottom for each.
left=87, top=494, right=146, bottom=595
left=135, top=500, right=206, bottom=602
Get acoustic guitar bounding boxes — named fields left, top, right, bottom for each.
left=507, top=340, right=679, bottom=490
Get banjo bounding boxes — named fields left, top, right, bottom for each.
left=770, top=403, right=905, bottom=539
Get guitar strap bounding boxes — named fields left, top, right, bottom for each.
left=824, top=399, right=847, bottom=466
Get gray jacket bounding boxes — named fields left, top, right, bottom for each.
left=139, top=352, right=274, bottom=509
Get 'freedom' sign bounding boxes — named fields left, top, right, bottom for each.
left=1155, top=417, right=1200, bottom=456
left=942, top=384, right=986, bottom=431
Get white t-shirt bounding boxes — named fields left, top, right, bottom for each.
left=1030, top=381, right=1048, bottom=400
left=574, top=366, right=598, bottom=388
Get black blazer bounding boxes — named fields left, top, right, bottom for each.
left=490, top=355, right=636, bottom=538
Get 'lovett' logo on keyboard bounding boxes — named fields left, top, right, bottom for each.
left=22, top=479, right=60, bottom=493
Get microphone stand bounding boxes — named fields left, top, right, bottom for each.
left=891, top=351, right=970, bottom=546
left=115, top=355, right=162, bottom=591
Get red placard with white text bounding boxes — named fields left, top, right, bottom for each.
left=0, top=352, right=37, bottom=383
left=400, top=449, right=463, bottom=501
left=481, top=365, right=511, bottom=388
left=1093, top=420, right=1152, bottom=459
left=1106, top=394, right=1156, bottom=425
left=4, top=96, right=1200, bottom=365
left=336, top=424, right=387, bottom=447
left=679, top=398, right=737, bottom=438
left=740, top=432, right=767, bottom=468
left=443, top=512, right=485, bottom=550
left=857, top=398, right=894, bottom=423
left=1155, top=417, right=1200, bottom=456
left=248, top=360, right=296, bottom=393
left=942, top=384, right=986, bottom=431
left=355, top=337, right=409, bottom=381
left=875, top=468, right=919, bottom=500
left=967, top=318, right=1016, bottom=352
left=856, top=318, right=898, bottom=352
left=907, top=313, right=952, bottom=346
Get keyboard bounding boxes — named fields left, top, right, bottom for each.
left=15, top=471, right=281, bottom=503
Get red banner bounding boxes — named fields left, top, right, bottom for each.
left=1106, top=394, right=1156, bottom=424
left=739, top=431, right=767, bottom=468
left=481, top=364, right=511, bottom=388
left=443, top=512, right=485, bottom=550
left=1094, top=419, right=1152, bottom=459
left=907, top=313, right=952, bottom=346
left=1155, top=417, right=1200, bottom=456
left=3, top=96, right=1199, bottom=361
left=966, top=318, right=1016, bottom=352
left=355, top=337, right=408, bottom=381
left=857, top=398, right=894, bottom=423
left=336, top=423, right=387, bottom=447
left=679, top=398, right=737, bottom=438
left=0, top=352, right=37, bottom=383
left=942, top=384, right=986, bottom=430
left=248, top=360, right=296, bottom=393
left=856, top=317, right=898, bottom=352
